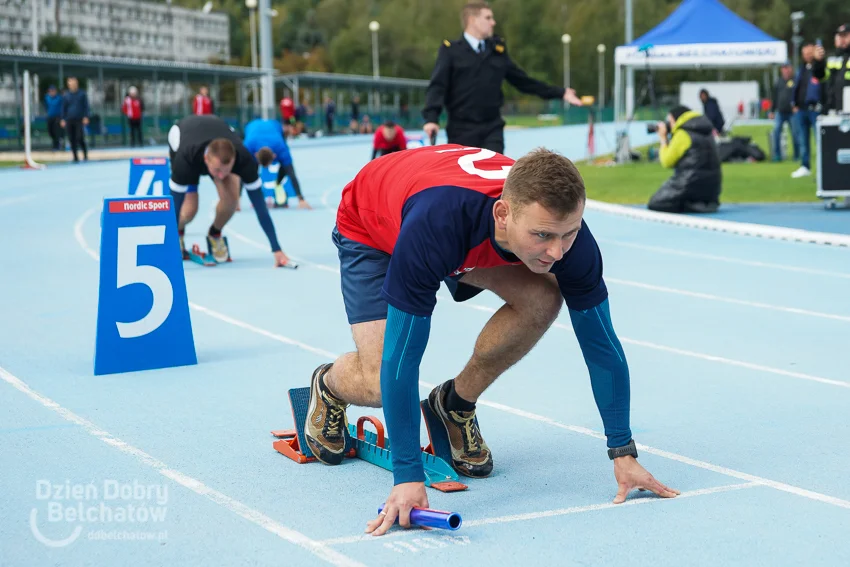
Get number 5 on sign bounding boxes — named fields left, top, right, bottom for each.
left=94, top=196, right=196, bottom=375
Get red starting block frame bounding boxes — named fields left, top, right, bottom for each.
left=271, top=387, right=468, bottom=492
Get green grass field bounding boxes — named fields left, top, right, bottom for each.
left=505, top=114, right=564, bottom=128
left=577, top=124, right=818, bottom=204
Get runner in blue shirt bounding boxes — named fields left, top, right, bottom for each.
left=243, top=118, right=312, bottom=209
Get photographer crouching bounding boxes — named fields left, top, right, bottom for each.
left=647, top=105, right=722, bottom=214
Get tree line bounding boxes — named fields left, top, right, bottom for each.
left=153, top=1, right=850, bottom=101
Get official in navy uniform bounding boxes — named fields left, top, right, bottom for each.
left=812, top=24, right=850, bottom=113
left=423, top=1, right=582, bottom=154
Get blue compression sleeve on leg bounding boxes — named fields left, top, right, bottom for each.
left=568, top=299, right=632, bottom=448
left=381, top=304, right=432, bottom=485
left=245, top=188, right=282, bottom=252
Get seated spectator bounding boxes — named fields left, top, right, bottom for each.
left=371, top=120, right=407, bottom=160
left=647, top=105, right=722, bottom=214
left=699, top=89, right=725, bottom=134
left=359, top=115, right=374, bottom=134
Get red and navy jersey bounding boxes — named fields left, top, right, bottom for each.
left=280, top=97, right=295, bottom=120
left=122, top=96, right=143, bottom=120
left=373, top=125, right=407, bottom=151
left=193, top=94, right=214, bottom=115
left=336, top=144, right=607, bottom=316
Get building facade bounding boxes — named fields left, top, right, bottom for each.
left=0, top=0, right=232, bottom=114
left=0, top=0, right=229, bottom=63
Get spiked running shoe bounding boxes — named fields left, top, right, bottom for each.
left=304, top=363, right=349, bottom=465
left=428, top=381, right=493, bottom=478
left=207, top=234, right=230, bottom=263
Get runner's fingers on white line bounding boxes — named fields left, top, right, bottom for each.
left=645, top=477, right=680, bottom=498
left=365, top=503, right=398, bottom=536
left=628, top=475, right=679, bottom=500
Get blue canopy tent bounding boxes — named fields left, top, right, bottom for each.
left=613, top=0, right=787, bottom=120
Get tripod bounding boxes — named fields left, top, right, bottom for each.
left=616, top=47, right=662, bottom=163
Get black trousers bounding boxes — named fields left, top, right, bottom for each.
left=275, top=162, right=303, bottom=199
left=446, top=118, right=505, bottom=154
left=66, top=119, right=88, bottom=161
left=47, top=116, right=63, bottom=150
left=128, top=118, right=142, bottom=147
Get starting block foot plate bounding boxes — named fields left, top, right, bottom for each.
left=271, top=389, right=467, bottom=492
left=273, top=387, right=354, bottom=464
left=188, top=243, right=216, bottom=266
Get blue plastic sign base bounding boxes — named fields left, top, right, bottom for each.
left=94, top=196, right=197, bottom=375
left=128, top=158, right=170, bottom=196
left=260, top=163, right=295, bottom=205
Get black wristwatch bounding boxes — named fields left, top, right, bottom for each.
left=608, top=439, right=638, bottom=460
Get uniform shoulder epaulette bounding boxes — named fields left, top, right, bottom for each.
left=443, top=39, right=451, bottom=47
left=493, top=36, right=506, bottom=53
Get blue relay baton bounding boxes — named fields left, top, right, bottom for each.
left=378, top=504, right=462, bottom=531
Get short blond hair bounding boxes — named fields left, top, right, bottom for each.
left=502, top=148, right=585, bottom=217
left=206, top=138, right=235, bottom=164
left=461, top=2, right=491, bottom=29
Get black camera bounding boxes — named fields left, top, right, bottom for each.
left=646, top=123, right=659, bottom=134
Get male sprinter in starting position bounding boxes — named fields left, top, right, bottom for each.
left=371, top=120, right=407, bottom=160
left=168, top=114, right=294, bottom=267
left=304, top=145, right=679, bottom=535
left=242, top=117, right=312, bottom=209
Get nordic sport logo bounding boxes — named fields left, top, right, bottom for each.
left=30, top=479, right=168, bottom=548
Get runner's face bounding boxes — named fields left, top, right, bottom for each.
left=204, top=155, right=234, bottom=180
left=503, top=201, right=584, bottom=274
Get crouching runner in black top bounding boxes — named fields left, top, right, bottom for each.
left=168, top=115, right=294, bottom=267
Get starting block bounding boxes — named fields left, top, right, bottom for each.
left=186, top=236, right=231, bottom=267
left=272, top=387, right=467, bottom=492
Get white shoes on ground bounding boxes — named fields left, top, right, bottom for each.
left=791, top=166, right=811, bottom=178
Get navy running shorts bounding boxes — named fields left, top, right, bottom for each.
left=332, top=226, right=483, bottom=325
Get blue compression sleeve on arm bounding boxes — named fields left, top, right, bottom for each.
left=381, top=304, right=432, bottom=485
left=568, top=299, right=632, bottom=448
left=245, top=188, right=282, bottom=252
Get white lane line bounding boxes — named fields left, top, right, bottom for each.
left=312, top=197, right=850, bottom=322
left=596, top=238, right=850, bottom=280
left=75, top=209, right=339, bottom=360
left=427, top=388, right=850, bottom=510
left=226, top=226, right=850, bottom=390
left=319, top=482, right=761, bottom=545
left=74, top=207, right=99, bottom=260
left=189, top=303, right=337, bottom=359
left=606, top=277, right=850, bottom=323
left=0, top=194, right=38, bottom=207
left=321, top=187, right=336, bottom=210
left=245, top=198, right=850, bottom=323
left=75, top=213, right=850, bottom=516
left=607, top=335, right=850, bottom=389
left=0, top=364, right=367, bottom=567
left=227, top=230, right=340, bottom=274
